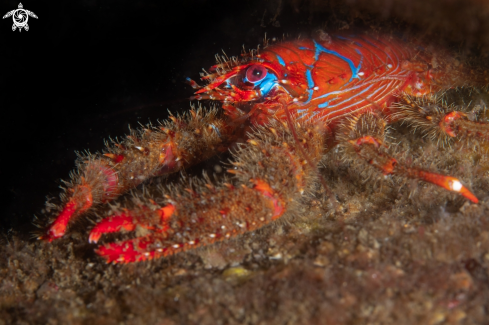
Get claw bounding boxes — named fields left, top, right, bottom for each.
left=41, top=162, right=119, bottom=241
left=41, top=183, right=93, bottom=241
left=39, top=200, right=77, bottom=241
left=96, top=237, right=160, bottom=263
left=92, top=203, right=176, bottom=261
left=416, top=172, right=479, bottom=204
left=88, top=213, right=136, bottom=243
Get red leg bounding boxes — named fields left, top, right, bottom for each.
left=88, top=204, right=175, bottom=244
left=91, top=122, right=326, bottom=263
left=41, top=182, right=94, bottom=241
left=96, top=237, right=157, bottom=264
left=348, top=135, right=478, bottom=203
left=340, top=113, right=479, bottom=203
left=88, top=213, right=136, bottom=244
left=40, top=106, right=238, bottom=241
left=393, top=93, right=489, bottom=144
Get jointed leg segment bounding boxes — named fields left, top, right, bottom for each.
left=41, top=106, right=235, bottom=241
left=394, top=93, right=489, bottom=144
left=341, top=113, right=479, bottom=203
left=88, top=122, right=326, bottom=263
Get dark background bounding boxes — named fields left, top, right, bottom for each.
left=2, top=0, right=489, bottom=235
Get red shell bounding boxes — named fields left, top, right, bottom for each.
left=199, top=34, right=469, bottom=128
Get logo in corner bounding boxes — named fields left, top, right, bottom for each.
left=3, top=3, right=37, bottom=32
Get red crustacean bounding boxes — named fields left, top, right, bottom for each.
left=40, top=32, right=488, bottom=263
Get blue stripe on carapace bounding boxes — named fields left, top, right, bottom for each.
left=276, top=55, right=286, bottom=67
left=313, top=40, right=361, bottom=82
left=258, top=73, right=278, bottom=97
left=322, top=84, right=374, bottom=110
left=313, top=82, right=367, bottom=102
left=318, top=102, right=329, bottom=108
left=304, top=69, right=315, bottom=104
left=305, top=69, right=314, bottom=89
left=326, top=84, right=388, bottom=117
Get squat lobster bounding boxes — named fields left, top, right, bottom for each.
left=40, top=32, right=487, bottom=263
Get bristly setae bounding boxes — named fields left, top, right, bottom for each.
left=40, top=32, right=488, bottom=263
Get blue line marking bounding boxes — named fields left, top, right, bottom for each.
left=318, top=102, right=329, bottom=108
left=326, top=84, right=374, bottom=108
left=304, top=69, right=315, bottom=104
left=313, top=40, right=362, bottom=82
left=313, top=83, right=366, bottom=101
left=276, top=55, right=286, bottom=67
left=325, top=84, right=388, bottom=117
left=305, top=69, right=314, bottom=89
left=320, top=84, right=374, bottom=110
left=258, top=73, right=278, bottom=96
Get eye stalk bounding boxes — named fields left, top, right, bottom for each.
left=245, top=64, right=268, bottom=83
left=190, top=61, right=280, bottom=102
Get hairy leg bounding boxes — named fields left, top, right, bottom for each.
left=41, top=105, right=240, bottom=241
left=393, top=93, right=489, bottom=144
left=88, top=121, right=326, bottom=263
left=338, top=113, right=478, bottom=203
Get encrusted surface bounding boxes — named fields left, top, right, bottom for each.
left=3, top=103, right=489, bottom=323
